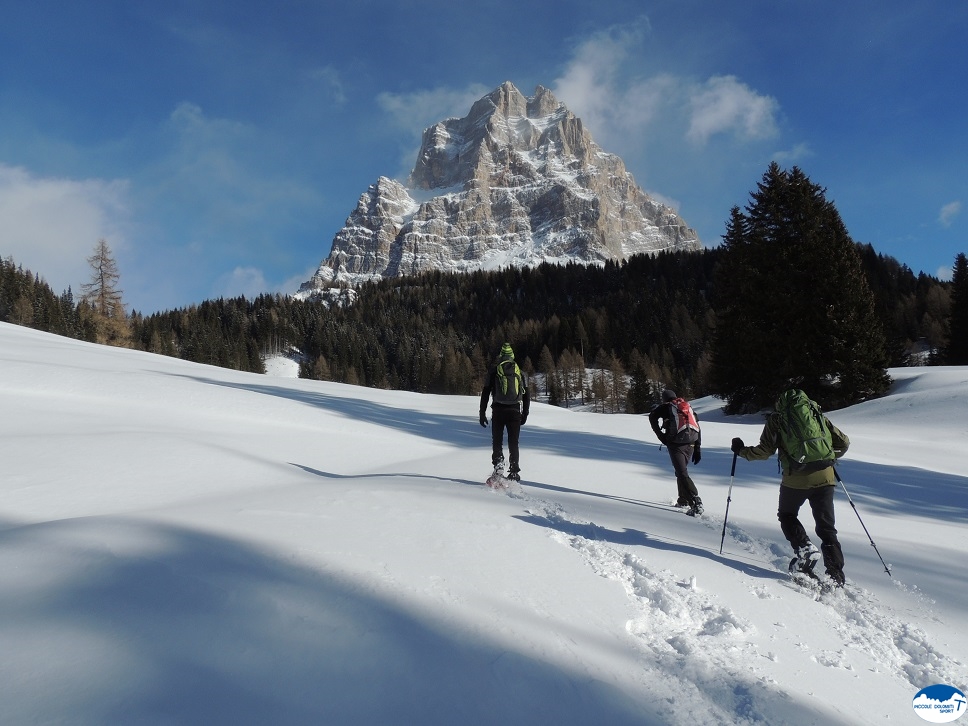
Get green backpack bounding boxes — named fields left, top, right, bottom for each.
left=775, top=389, right=836, bottom=473
left=493, top=359, right=524, bottom=405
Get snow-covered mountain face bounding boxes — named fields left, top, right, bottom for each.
left=297, top=81, right=701, bottom=295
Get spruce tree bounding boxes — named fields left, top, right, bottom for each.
left=711, top=163, right=890, bottom=411
left=946, top=253, right=968, bottom=364
left=626, top=367, right=648, bottom=414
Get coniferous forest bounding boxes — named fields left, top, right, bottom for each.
left=3, top=161, right=964, bottom=414
left=2, top=243, right=957, bottom=412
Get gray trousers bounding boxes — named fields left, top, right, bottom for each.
left=667, top=444, right=699, bottom=505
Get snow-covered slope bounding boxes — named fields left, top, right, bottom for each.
left=1, top=321, right=965, bottom=725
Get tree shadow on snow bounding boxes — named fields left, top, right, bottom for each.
left=828, top=461, right=968, bottom=523
left=0, top=516, right=653, bottom=726
left=173, top=375, right=649, bottom=466
left=0, top=516, right=849, bottom=726
left=290, top=462, right=483, bottom=489
left=512, top=510, right=782, bottom=583
left=170, top=373, right=968, bottom=525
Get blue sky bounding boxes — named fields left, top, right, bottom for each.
left=1, top=0, right=965, bottom=314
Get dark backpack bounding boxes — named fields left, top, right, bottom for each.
left=669, top=397, right=700, bottom=444
left=775, top=389, right=836, bottom=473
left=493, top=359, right=524, bottom=405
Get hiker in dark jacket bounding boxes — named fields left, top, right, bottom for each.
left=649, top=388, right=703, bottom=516
left=731, top=389, right=850, bottom=586
left=480, top=343, right=530, bottom=481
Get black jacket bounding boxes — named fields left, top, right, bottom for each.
left=480, top=363, right=530, bottom=415
left=648, top=400, right=701, bottom=447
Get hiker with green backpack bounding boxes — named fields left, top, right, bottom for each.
left=480, top=343, right=530, bottom=481
left=730, top=389, right=850, bottom=586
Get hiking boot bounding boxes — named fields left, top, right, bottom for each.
left=790, top=543, right=821, bottom=576
left=685, top=498, right=703, bottom=517
left=507, top=466, right=520, bottom=482
left=675, top=498, right=689, bottom=508
left=492, top=457, right=505, bottom=476
left=826, top=568, right=846, bottom=587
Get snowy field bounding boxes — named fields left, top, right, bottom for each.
left=1, top=321, right=966, bottom=725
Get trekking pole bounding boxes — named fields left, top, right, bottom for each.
left=835, top=468, right=892, bottom=577
left=719, top=452, right=738, bottom=555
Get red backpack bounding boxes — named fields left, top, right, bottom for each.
left=669, top=397, right=700, bottom=444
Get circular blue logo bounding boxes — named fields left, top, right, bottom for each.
left=913, top=684, right=967, bottom=723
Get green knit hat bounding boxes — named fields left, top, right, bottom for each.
left=499, top=342, right=514, bottom=360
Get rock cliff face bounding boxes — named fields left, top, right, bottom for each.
left=298, top=81, right=700, bottom=293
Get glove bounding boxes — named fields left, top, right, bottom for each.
left=691, top=445, right=701, bottom=465
left=480, top=413, right=488, bottom=428
left=520, top=413, right=528, bottom=426
left=730, top=437, right=745, bottom=454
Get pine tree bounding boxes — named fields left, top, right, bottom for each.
left=711, top=164, right=890, bottom=411
left=711, top=206, right=764, bottom=410
left=625, top=364, right=652, bottom=414
left=946, top=253, right=968, bottom=364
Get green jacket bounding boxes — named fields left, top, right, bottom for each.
left=737, top=411, right=849, bottom=489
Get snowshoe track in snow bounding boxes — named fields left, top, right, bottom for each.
left=514, top=488, right=967, bottom=704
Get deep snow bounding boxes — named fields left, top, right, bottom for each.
left=1, top=321, right=965, bottom=725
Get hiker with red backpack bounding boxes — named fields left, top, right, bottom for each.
left=649, top=389, right=704, bottom=516
left=480, top=343, right=530, bottom=481
left=731, top=388, right=850, bottom=587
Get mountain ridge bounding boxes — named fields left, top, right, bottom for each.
left=297, top=81, right=701, bottom=296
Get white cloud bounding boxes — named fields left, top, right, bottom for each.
left=553, top=24, right=641, bottom=121
left=644, top=189, right=682, bottom=211
left=939, top=200, right=962, bottom=227
left=551, top=22, right=779, bottom=150
left=211, top=266, right=315, bottom=301
left=377, top=84, right=493, bottom=178
left=371, top=22, right=781, bottom=185
left=309, top=66, right=346, bottom=106
left=211, top=266, right=269, bottom=300
left=377, top=84, right=493, bottom=134
left=167, top=102, right=252, bottom=162
left=0, top=163, right=130, bottom=294
left=552, top=21, right=668, bottom=146
left=156, top=102, right=318, bottom=228
left=686, top=75, right=779, bottom=145
left=936, top=265, right=953, bottom=282
left=772, top=142, right=814, bottom=163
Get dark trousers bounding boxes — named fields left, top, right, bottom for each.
left=667, top=444, right=699, bottom=505
left=491, top=405, right=521, bottom=470
left=778, top=484, right=844, bottom=573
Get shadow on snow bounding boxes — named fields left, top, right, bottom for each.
left=0, top=517, right=653, bottom=726
left=176, top=375, right=648, bottom=466
left=177, top=374, right=968, bottom=525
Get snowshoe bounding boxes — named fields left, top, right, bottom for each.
left=789, top=544, right=821, bottom=577
left=685, top=498, right=703, bottom=517
left=485, top=460, right=508, bottom=489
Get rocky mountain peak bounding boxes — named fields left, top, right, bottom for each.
left=297, top=81, right=700, bottom=295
